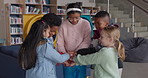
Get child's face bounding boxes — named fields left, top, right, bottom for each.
left=94, top=16, right=109, bottom=30
left=68, top=13, right=81, bottom=25
left=49, top=26, right=59, bottom=37
left=99, top=30, right=114, bottom=47
left=43, top=27, right=51, bottom=38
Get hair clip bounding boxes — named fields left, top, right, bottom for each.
left=42, top=21, right=45, bottom=23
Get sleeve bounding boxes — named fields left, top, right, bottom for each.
left=45, top=44, right=70, bottom=63
left=74, top=48, right=107, bottom=65
left=76, top=21, right=91, bottom=50
left=77, top=47, right=97, bottom=55
left=55, top=26, right=66, bottom=53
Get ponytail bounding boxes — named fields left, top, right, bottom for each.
left=115, top=40, right=125, bottom=61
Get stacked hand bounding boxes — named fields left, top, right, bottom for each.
left=64, top=51, right=77, bottom=67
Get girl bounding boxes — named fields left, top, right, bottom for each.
left=73, top=25, right=125, bottom=78
left=19, top=14, right=70, bottom=78
left=56, top=2, right=91, bottom=78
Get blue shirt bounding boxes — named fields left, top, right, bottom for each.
left=26, top=38, right=70, bottom=78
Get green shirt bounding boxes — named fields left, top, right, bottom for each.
left=74, top=47, right=120, bottom=78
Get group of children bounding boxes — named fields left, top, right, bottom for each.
left=19, top=2, right=125, bottom=78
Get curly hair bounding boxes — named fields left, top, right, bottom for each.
left=95, top=11, right=110, bottom=18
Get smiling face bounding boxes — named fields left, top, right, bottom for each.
left=49, top=26, right=59, bottom=37
left=94, top=16, right=109, bottom=30
left=43, top=26, right=59, bottom=38
left=68, top=12, right=81, bottom=25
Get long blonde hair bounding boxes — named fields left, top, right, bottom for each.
left=103, top=25, right=125, bottom=61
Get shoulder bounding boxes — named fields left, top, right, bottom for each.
left=37, top=41, right=46, bottom=46
left=59, top=20, right=69, bottom=30
left=81, top=18, right=90, bottom=24
left=37, top=42, right=53, bottom=50
left=80, top=18, right=91, bottom=30
left=99, top=47, right=117, bottom=55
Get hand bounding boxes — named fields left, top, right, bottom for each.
left=63, top=61, right=70, bottom=66
left=63, top=59, right=76, bottom=67
left=67, top=51, right=77, bottom=57
left=69, top=61, right=76, bottom=67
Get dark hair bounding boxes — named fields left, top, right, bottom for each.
left=66, top=3, right=82, bottom=15
left=95, top=11, right=110, bottom=18
left=41, top=13, right=62, bottom=27
left=19, top=20, right=49, bottom=70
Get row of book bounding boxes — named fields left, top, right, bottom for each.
left=82, top=8, right=91, bottom=15
left=43, top=7, right=50, bottom=14
left=25, top=0, right=40, bottom=4
left=82, top=9, right=99, bottom=15
left=57, top=8, right=66, bottom=15
left=25, top=0, right=50, bottom=4
left=10, top=17, right=22, bottom=24
left=26, top=6, right=40, bottom=14
left=11, top=37, right=23, bottom=45
left=10, top=27, right=23, bottom=34
left=42, top=0, right=50, bottom=4
left=10, top=5, right=22, bottom=14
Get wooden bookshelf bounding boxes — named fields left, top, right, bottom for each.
left=5, top=3, right=23, bottom=45
left=4, top=0, right=58, bottom=45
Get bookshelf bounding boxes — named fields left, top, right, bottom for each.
left=57, top=6, right=66, bottom=22
left=82, top=7, right=92, bottom=15
left=5, top=3, right=23, bottom=45
left=5, top=0, right=57, bottom=45
left=19, top=0, right=57, bottom=15
left=91, top=7, right=100, bottom=24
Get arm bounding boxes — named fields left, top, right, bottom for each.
left=77, top=47, right=97, bottom=55
left=73, top=48, right=108, bottom=65
left=55, top=26, right=66, bottom=53
left=45, top=43, right=70, bottom=63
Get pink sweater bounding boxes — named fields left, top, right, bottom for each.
left=56, top=18, right=91, bottom=53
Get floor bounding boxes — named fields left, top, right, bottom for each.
left=88, top=62, right=148, bottom=78
left=122, top=62, right=148, bottom=78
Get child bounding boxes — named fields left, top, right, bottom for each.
left=56, top=2, right=91, bottom=78
left=73, top=25, right=125, bottom=78
left=41, top=13, right=62, bottom=47
left=76, top=11, right=110, bottom=55
left=18, top=15, right=70, bottom=78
